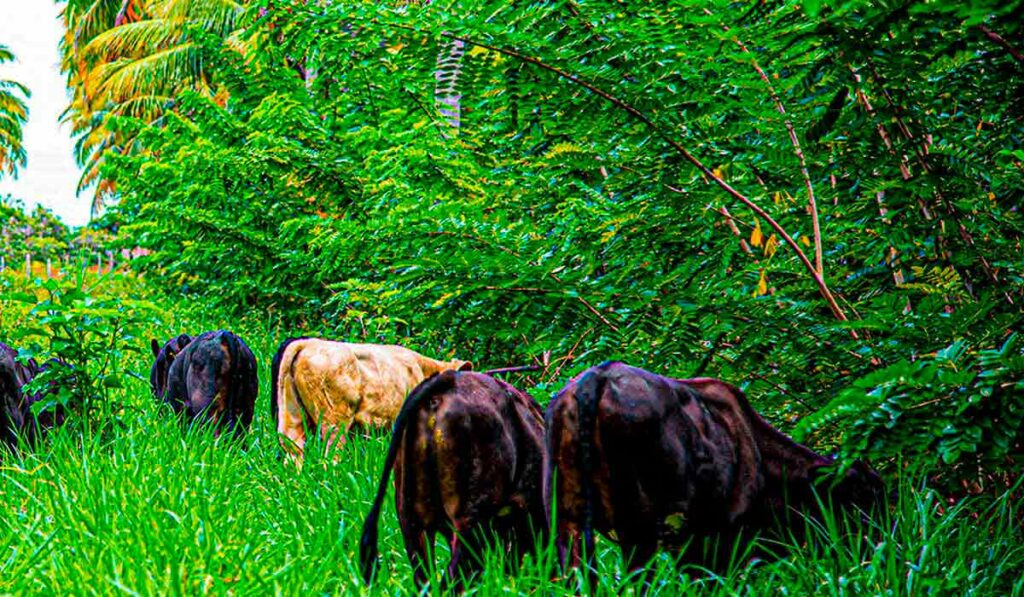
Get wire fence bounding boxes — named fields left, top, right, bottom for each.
left=0, top=248, right=149, bottom=279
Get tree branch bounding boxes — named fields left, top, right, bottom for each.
left=733, top=37, right=823, bottom=276
left=414, top=27, right=853, bottom=329
left=978, top=24, right=1024, bottom=64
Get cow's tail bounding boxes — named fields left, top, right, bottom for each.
left=359, top=370, right=458, bottom=585
left=220, top=331, right=249, bottom=437
left=270, top=338, right=306, bottom=428
left=576, top=367, right=604, bottom=585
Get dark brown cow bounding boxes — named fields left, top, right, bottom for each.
left=149, top=330, right=258, bottom=437
left=360, top=370, right=547, bottom=592
left=545, top=361, right=883, bottom=584
left=1, top=342, right=68, bottom=450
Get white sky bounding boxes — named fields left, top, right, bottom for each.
left=0, top=1, right=89, bottom=226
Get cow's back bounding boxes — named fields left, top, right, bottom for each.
left=547, top=362, right=773, bottom=557
left=551, top=363, right=718, bottom=532
left=288, top=340, right=446, bottom=429
left=167, top=330, right=258, bottom=434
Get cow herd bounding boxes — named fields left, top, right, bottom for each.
left=0, top=330, right=886, bottom=592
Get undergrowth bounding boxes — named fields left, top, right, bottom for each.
left=1, top=305, right=1022, bottom=594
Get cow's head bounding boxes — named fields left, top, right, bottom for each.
left=811, top=458, right=886, bottom=520
left=150, top=334, right=192, bottom=401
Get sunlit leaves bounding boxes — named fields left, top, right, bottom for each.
left=0, top=44, right=29, bottom=179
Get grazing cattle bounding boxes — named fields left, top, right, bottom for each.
left=360, top=370, right=547, bottom=592
left=545, top=361, right=884, bottom=584
left=271, top=338, right=472, bottom=462
left=1, top=342, right=68, bottom=450
left=150, top=330, right=258, bottom=437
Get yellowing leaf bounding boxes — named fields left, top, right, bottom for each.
left=764, top=234, right=778, bottom=258
left=800, top=235, right=811, bottom=247
left=544, top=142, right=585, bottom=160
left=432, top=292, right=455, bottom=308
left=712, top=167, right=724, bottom=179
left=750, top=220, right=763, bottom=247
left=386, top=43, right=405, bottom=54
left=754, top=269, right=768, bottom=297
left=467, top=45, right=489, bottom=58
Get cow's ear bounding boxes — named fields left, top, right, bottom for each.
left=151, top=339, right=161, bottom=357
left=457, top=360, right=473, bottom=371
left=177, top=333, right=192, bottom=346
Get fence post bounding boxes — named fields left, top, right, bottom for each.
left=96, top=252, right=102, bottom=274
left=25, top=253, right=31, bottom=277
left=108, top=250, right=114, bottom=273
left=46, top=258, right=52, bottom=279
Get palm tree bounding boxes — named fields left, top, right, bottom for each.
left=59, top=0, right=245, bottom=216
left=0, top=44, right=30, bottom=179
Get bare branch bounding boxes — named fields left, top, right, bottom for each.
left=978, top=24, right=1024, bottom=64
left=732, top=37, right=823, bottom=276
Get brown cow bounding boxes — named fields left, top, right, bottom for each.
left=545, top=361, right=883, bottom=586
left=360, top=370, right=547, bottom=592
left=150, top=330, right=258, bottom=437
left=271, top=338, right=471, bottom=463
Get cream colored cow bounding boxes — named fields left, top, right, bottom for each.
left=271, top=338, right=472, bottom=463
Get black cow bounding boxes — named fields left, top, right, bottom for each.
left=0, top=342, right=29, bottom=450
left=360, top=370, right=547, bottom=592
left=150, top=330, right=258, bottom=437
left=1, top=342, right=68, bottom=450
left=545, top=361, right=884, bottom=586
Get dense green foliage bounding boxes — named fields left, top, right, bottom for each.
left=95, top=0, right=1024, bottom=473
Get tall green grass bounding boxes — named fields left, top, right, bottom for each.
left=2, top=315, right=1022, bottom=595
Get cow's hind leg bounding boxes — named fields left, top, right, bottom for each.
left=401, top=524, right=432, bottom=590
left=277, top=374, right=311, bottom=465
left=621, top=535, right=658, bottom=595
left=555, top=520, right=584, bottom=580
left=506, top=509, right=542, bottom=572
left=441, top=520, right=486, bottom=594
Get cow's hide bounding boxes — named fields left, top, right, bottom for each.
left=1, top=342, right=68, bottom=450
left=150, top=330, right=258, bottom=437
left=360, top=370, right=546, bottom=593
left=545, top=361, right=884, bottom=581
left=150, top=333, right=192, bottom=405
left=0, top=342, right=29, bottom=450
left=271, top=338, right=471, bottom=462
